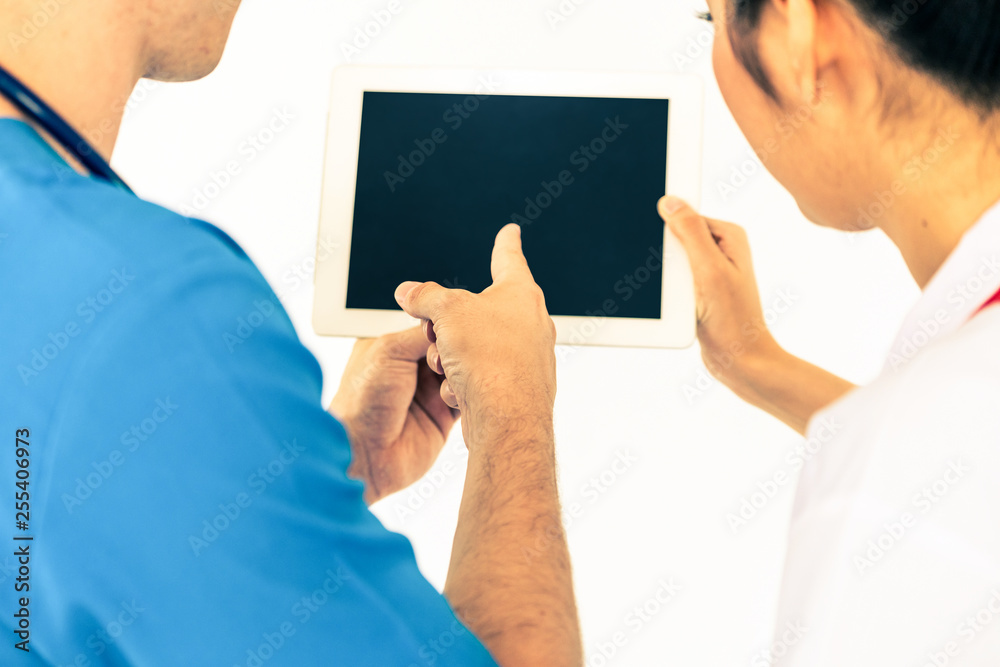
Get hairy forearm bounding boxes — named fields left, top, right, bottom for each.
left=728, top=345, right=856, bottom=435
left=444, top=415, right=582, bottom=666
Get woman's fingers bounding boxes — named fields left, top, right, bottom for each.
left=658, top=196, right=724, bottom=267
left=659, top=196, right=755, bottom=278
left=704, top=218, right=754, bottom=271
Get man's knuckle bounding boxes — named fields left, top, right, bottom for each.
left=525, top=284, right=546, bottom=305
left=399, top=286, right=419, bottom=308
left=409, top=282, right=430, bottom=302
left=438, top=290, right=460, bottom=310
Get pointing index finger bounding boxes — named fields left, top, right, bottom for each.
left=490, top=223, right=533, bottom=284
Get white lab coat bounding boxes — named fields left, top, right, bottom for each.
left=774, top=202, right=1000, bottom=666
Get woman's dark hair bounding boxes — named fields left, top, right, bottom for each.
left=727, top=0, right=1000, bottom=113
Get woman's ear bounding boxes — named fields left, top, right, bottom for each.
left=786, top=0, right=820, bottom=103
left=759, top=0, right=874, bottom=111
left=757, top=0, right=822, bottom=105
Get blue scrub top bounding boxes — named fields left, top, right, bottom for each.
left=0, top=119, right=496, bottom=667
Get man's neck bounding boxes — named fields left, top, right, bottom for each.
left=0, top=4, right=145, bottom=160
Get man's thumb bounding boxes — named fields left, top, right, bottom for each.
left=380, top=325, right=432, bottom=362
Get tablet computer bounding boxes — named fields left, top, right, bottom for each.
left=313, top=67, right=702, bottom=348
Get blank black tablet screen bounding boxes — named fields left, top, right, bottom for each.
left=346, top=92, right=669, bottom=319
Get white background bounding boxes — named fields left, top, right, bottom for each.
left=113, top=0, right=920, bottom=664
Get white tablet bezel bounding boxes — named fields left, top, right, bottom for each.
left=313, top=66, right=702, bottom=349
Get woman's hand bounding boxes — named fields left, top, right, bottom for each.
left=658, top=196, right=855, bottom=433
left=657, top=196, right=781, bottom=392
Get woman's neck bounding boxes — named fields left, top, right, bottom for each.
left=874, top=116, right=1000, bottom=288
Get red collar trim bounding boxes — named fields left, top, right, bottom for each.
left=974, top=287, right=1000, bottom=317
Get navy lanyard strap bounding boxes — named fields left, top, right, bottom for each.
left=0, top=62, right=133, bottom=194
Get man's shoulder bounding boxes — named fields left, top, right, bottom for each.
left=53, top=174, right=252, bottom=272
left=2, top=172, right=292, bottom=391
left=3, top=168, right=269, bottom=310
